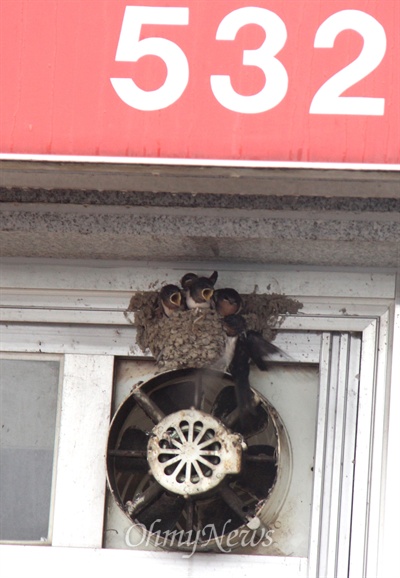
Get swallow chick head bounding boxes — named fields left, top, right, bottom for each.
left=185, top=278, right=215, bottom=309
left=180, top=272, right=198, bottom=290
left=207, top=270, right=218, bottom=286
left=213, top=288, right=243, bottom=317
left=159, top=284, right=183, bottom=317
left=182, top=271, right=219, bottom=309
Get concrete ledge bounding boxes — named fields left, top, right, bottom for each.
left=1, top=202, right=399, bottom=267
left=1, top=161, right=398, bottom=267
left=1, top=161, right=400, bottom=198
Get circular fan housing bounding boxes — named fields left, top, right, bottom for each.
left=107, top=368, right=292, bottom=553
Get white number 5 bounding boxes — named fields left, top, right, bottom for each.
left=110, top=6, right=189, bottom=111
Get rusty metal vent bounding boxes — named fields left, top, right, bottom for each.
left=106, top=368, right=291, bottom=553
left=147, top=409, right=244, bottom=496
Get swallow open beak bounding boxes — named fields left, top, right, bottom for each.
left=202, top=288, right=214, bottom=301
left=170, top=292, right=182, bottom=306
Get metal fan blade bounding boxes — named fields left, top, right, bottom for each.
left=130, top=385, right=165, bottom=423
left=126, top=481, right=164, bottom=518
left=193, top=370, right=204, bottom=410
left=244, top=444, right=276, bottom=464
left=235, top=404, right=269, bottom=438
left=136, top=492, right=186, bottom=533
left=184, top=499, right=195, bottom=533
left=210, top=385, right=237, bottom=420
left=211, top=385, right=269, bottom=438
left=196, top=497, right=243, bottom=538
left=109, top=427, right=149, bottom=472
left=238, top=444, right=277, bottom=498
left=218, top=485, right=256, bottom=525
left=151, top=379, right=199, bottom=414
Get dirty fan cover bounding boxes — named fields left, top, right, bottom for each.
left=107, top=368, right=291, bottom=553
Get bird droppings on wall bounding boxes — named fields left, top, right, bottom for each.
left=125, top=275, right=303, bottom=371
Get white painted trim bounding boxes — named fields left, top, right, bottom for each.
left=0, top=291, right=393, bottom=324
left=349, top=320, right=378, bottom=578
left=0, top=351, right=63, bottom=362
left=0, top=259, right=396, bottom=298
left=365, top=309, right=391, bottom=578
left=378, top=293, right=400, bottom=578
left=310, top=333, right=363, bottom=578
left=337, top=334, right=362, bottom=578
left=51, top=355, right=114, bottom=548
left=0, top=153, right=399, bottom=171
left=0, top=545, right=308, bottom=578
left=0, top=323, right=321, bottom=363
left=307, top=333, right=331, bottom=578
left=0, top=307, right=390, bottom=327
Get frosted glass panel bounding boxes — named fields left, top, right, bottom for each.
left=0, top=359, right=60, bottom=541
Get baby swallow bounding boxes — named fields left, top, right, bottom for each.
left=213, top=288, right=243, bottom=317
left=159, top=284, right=183, bottom=318
left=180, top=272, right=199, bottom=290
left=181, top=271, right=218, bottom=309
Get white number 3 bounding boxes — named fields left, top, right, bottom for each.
left=210, top=7, right=288, bottom=114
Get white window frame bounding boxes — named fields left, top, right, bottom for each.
left=0, top=261, right=398, bottom=578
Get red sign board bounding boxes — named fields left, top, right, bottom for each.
left=0, top=0, right=399, bottom=165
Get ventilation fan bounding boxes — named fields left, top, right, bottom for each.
left=106, top=368, right=291, bottom=553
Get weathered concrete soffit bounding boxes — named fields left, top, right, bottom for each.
left=1, top=161, right=399, bottom=267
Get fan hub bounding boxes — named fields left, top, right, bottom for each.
left=147, top=408, right=245, bottom=496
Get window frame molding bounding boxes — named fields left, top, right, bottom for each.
left=0, top=262, right=398, bottom=578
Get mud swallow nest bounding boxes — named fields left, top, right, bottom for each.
left=125, top=291, right=302, bottom=371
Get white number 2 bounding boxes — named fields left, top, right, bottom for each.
left=110, top=6, right=189, bottom=111
left=210, top=7, right=288, bottom=114
left=310, top=10, right=386, bottom=116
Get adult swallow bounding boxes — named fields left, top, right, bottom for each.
left=159, top=284, right=184, bottom=318
left=220, top=314, right=285, bottom=424
left=222, top=315, right=257, bottom=423
left=213, top=288, right=243, bottom=317
left=213, top=313, right=247, bottom=372
left=181, top=271, right=218, bottom=309
left=221, top=315, right=283, bottom=368
left=244, top=330, right=283, bottom=370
